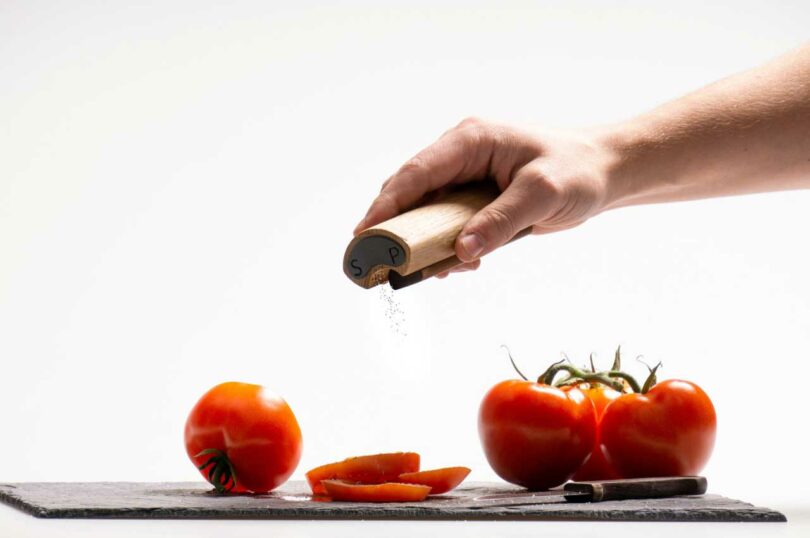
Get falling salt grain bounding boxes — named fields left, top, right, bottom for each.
left=371, top=270, right=407, bottom=337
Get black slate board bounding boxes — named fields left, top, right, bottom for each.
left=0, top=481, right=786, bottom=522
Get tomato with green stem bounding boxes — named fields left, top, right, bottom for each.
left=477, top=351, right=619, bottom=490
left=559, top=351, right=716, bottom=479
left=600, top=374, right=716, bottom=478
left=184, top=382, right=303, bottom=494
left=478, top=379, right=597, bottom=490
left=485, top=348, right=717, bottom=484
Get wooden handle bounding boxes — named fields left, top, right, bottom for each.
left=563, top=476, right=708, bottom=503
left=344, top=183, right=500, bottom=288
left=388, top=226, right=533, bottom=290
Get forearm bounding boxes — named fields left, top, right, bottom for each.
left=602, top=43, right=810, bottom=209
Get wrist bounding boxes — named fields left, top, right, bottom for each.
left=594, top=118, right=682, bottom=211
left=593, top=122, right=647, bottom=211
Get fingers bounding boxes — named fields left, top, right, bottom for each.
left=354, top=121, right=494, bottom=234
left=455, top=167, right=559, bottom=262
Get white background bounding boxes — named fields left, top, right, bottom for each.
left=2, top=0, right=809, bottom=533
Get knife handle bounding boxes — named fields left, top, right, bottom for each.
left=563, top=476, right=707, bottom=503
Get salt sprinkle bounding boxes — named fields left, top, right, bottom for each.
left=371, top=270, right=407, bottom=337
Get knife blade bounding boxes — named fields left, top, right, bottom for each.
left=472, top=476, right=707, bottom=507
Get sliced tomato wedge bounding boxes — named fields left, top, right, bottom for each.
left=321, top=480, right=431, bottom=502
left=306, top=452, right=420, bottom=495
left=397, top=466, right=471, bottom=494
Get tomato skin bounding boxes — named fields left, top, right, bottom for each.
left=601, top=379, right=716, bottom=477
left=321, top=480, right=431, bottom=502
left=184, top=382, right=303, bottom=493
left=572, top=385, right=622, bottom=481
left=478, top=380, right=596, bottom=490
left=398, top=467, right=471, bottom=494
left=306, top=452, right=420, bottom=495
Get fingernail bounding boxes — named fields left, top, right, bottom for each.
left=458, top=233, right=485, bottom=260
left=353, top=218, right=366, bottom=233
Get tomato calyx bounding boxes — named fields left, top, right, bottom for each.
left=195, top=448, right=238, bottom=493
left=603, top=370, right=642, bottom=393
left=539, top=360, right=626, bottom=392
left=503, top=345, right=623, bottom=391
left=505, top=345, right=663, bottom=394
left=503, top=345, right=530, bottom=381
left=638, top=359, right=663, bottom=393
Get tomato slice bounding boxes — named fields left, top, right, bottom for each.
left=321, top=480, right=431, bottom=502
left=397, top=466, right=471, bottom=494
left=306, top=452, right=420, bottom=495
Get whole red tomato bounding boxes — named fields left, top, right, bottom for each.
left=478, top=380, right=596, bottom=490
left=600, top=379, right=716, bottom=477
left=572, top=384, right=622, bottom=481
left=184, top=381, right=303, bottom=493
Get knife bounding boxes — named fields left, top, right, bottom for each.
left=472, top=476, right=707, bottom=507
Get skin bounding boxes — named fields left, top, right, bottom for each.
left=354, top=43, right=810, bottom=277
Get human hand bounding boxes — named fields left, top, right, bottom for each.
left=353, top=118, right=620, bottom=277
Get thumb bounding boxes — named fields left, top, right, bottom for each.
left=455, top=173, right=554, bottom=262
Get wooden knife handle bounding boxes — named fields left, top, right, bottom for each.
left=563, top=476, right=707, bottom=503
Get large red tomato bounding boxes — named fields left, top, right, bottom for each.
left=478, top=380, right=596, bottom=490
left=600, top=379, right=716, bottom=477
left=184, top=381, right=303, bottom=493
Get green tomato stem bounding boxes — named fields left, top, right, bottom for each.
left=502, top=345, right=529, bottom=381
left=195, top=449, right=237, bottom=494
left=640, top=362, right=663, bottom=394
left=540, top=363, right=625, bottom=392
left=605, top=370, right=643, bottom=393
left=611, top=346, right=622, bottom=371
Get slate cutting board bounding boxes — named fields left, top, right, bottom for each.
left=0, top=481, right=786, bottom=522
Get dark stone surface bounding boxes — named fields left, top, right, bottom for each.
left=0, top=481, right=786, bottom=522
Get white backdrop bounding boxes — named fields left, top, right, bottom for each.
left=1, top=0, right=809, bottom=511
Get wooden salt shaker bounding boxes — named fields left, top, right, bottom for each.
left=343, top=183, right=530, bottom=289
